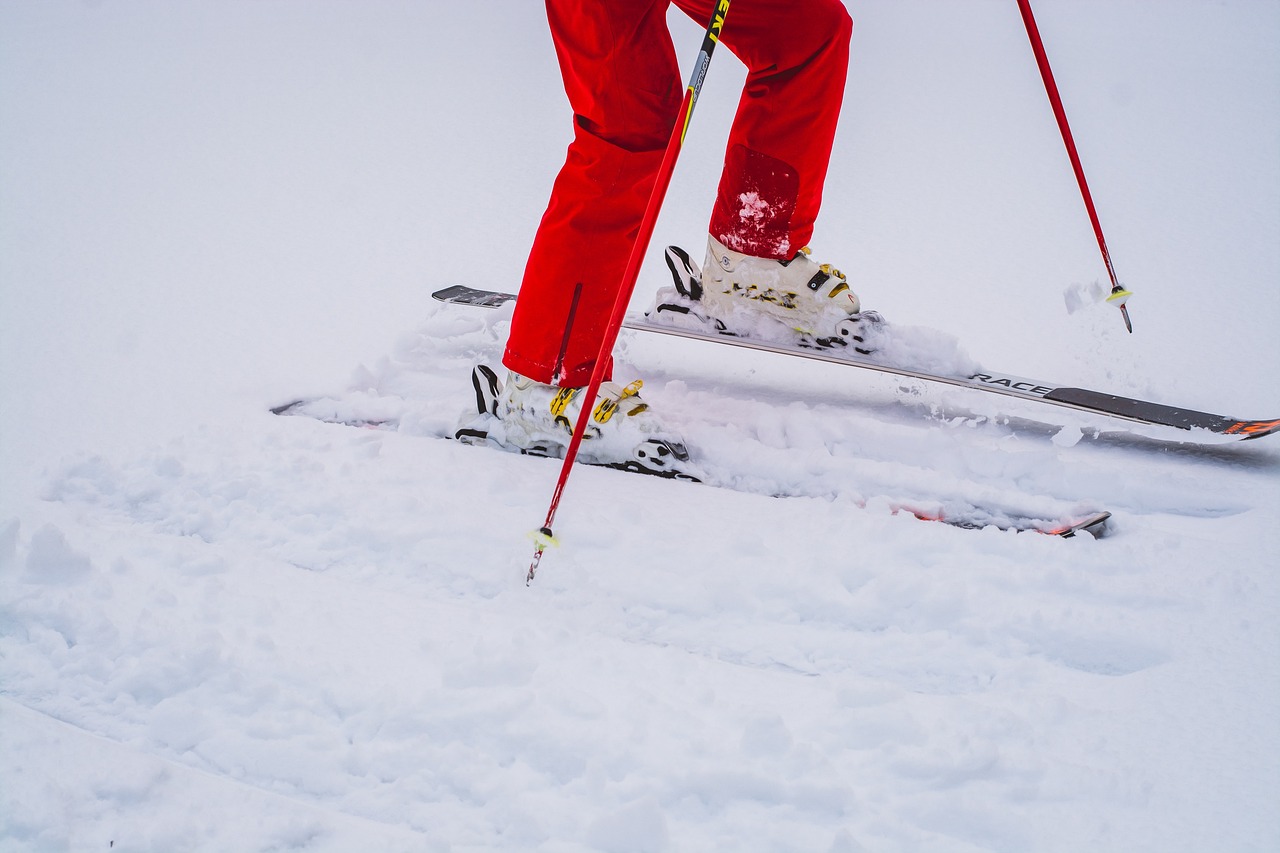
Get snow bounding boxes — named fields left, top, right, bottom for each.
left=2, top=1, right=1278, bottom=851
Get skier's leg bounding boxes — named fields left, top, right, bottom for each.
left=648, top=0, right=866, bottom=349
left=503, top=0, right=682, bottom=388
left=673, top=0, right=853, bottom=258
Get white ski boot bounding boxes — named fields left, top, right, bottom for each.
left=456, top=365, right=699, bottom=481
left=649, top=235, right=884, bottom=354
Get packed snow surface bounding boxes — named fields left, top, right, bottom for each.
left=2, top=2, right=1278, bottom=852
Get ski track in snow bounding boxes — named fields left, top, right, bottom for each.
left=5, top=301, right=1279, bottom=852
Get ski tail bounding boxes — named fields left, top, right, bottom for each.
left=664, top=244, right=702, bottom=300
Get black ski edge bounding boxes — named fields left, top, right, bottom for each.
left=270, top=399, right=399, bottom=430
left=431, top=285, right=1277, bottom=441
left=270, top=399, right=306, bottom=416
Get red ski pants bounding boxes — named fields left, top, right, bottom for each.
left=504, top=0, right=852, bottom=387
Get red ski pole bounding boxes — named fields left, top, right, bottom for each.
left=527, top=1, right=731, bottom=584
left=1017, top=0, right=1134, bottom=332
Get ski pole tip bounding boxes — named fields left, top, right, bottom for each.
left=528, top=526, right=559, bottom=550
left=1106, top=285, right=1134, bottom=333
left=525, top=526, right=558, bottom=585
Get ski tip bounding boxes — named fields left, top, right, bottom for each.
left=1045, top=510, right=1111, bottom=539
left=1226, top=418, right=1280, bottom=440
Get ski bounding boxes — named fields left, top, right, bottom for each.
left=270, top=398, right=1111, bottom=539
left=431, top=283, right=1279, bottom=442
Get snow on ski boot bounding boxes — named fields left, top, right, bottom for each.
left=649, top=236, right=883, bottom=355
left=455, top=365, right=699, bottom=481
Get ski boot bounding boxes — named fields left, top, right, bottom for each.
left=456, top=365, right=699, bottom=481
left=648, top=235, right=884, bottom=354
